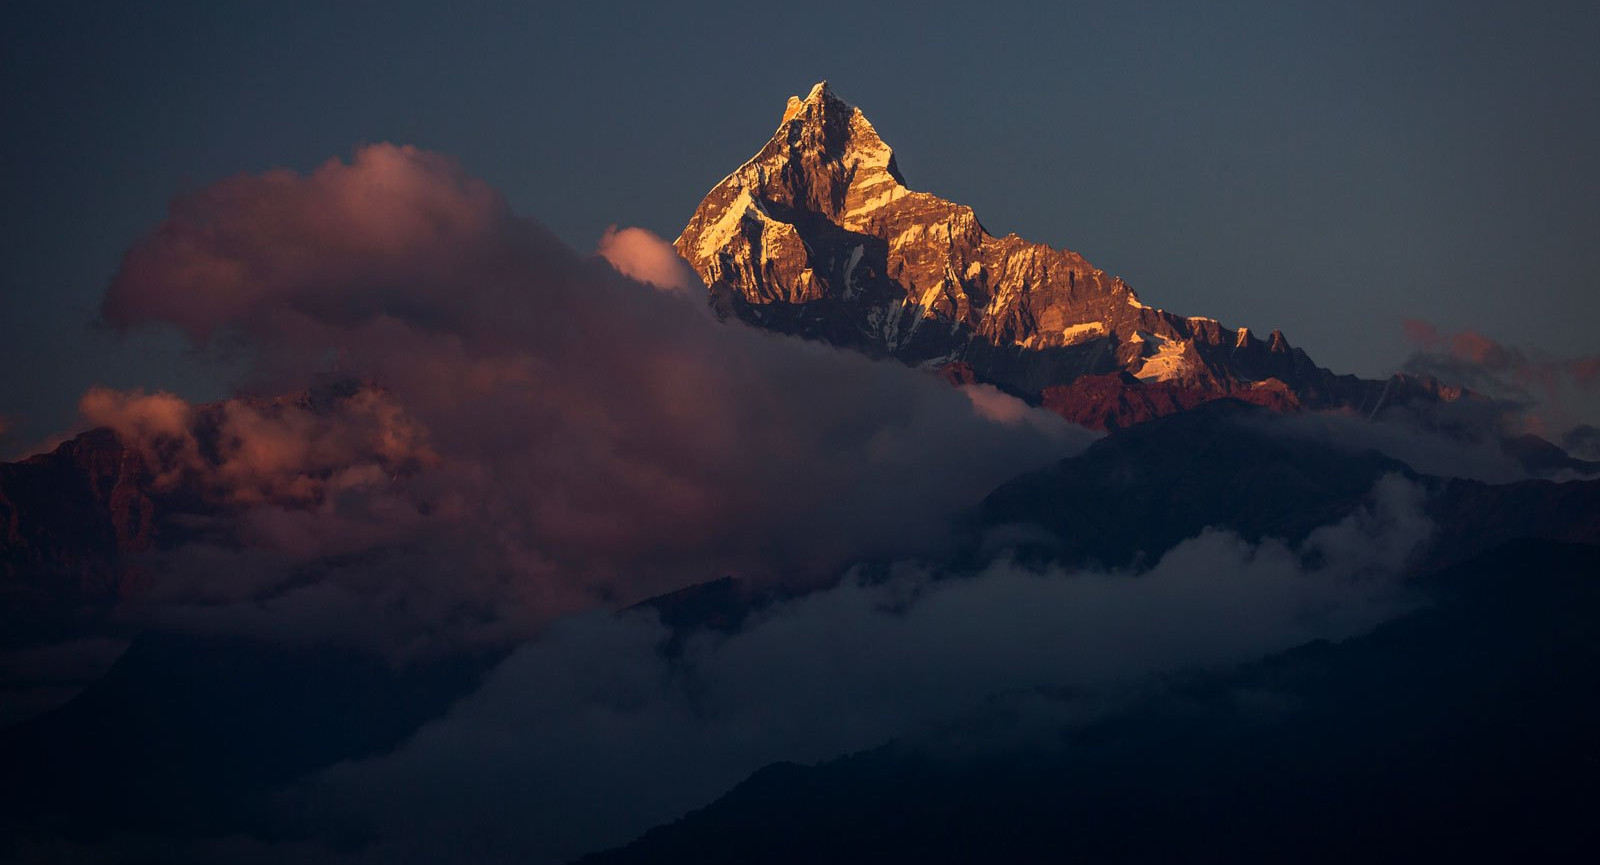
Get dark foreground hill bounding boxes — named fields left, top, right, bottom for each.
left=580, top=539, right=1600, bottom=865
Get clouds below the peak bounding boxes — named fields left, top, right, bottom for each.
left=596, top=224, right=703, bottom=299
left=91, top=143, right=1089, bottom=651
left=1401, top=318, right=1600, bottom=437
left=290, top=473, right=1431, bottom=865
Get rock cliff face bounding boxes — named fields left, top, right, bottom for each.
left=677, top=82, right=1453, bottom=428
left=0, top=428, right=157, bottom=611
left=0, top=380, right=422, bottom=617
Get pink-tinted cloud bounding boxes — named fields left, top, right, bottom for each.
left=959, top=383, right=1057, bottom=429
left=95, top=144, right=1091, bottom=652
left=103, top=145, right=511, bottom=347
left=596, top=225, right=701, bottom=298
left=80, top=387, right=192, bottom=440
left=1448, top=330, right=1503, bottom=366
left=1401, top=319, right=1600, bottom=439
left=79, top=384, right=434, bottom=507
left=79, top=387, right=201, bottom=488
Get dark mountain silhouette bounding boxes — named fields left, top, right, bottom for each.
left=0, top=630, right=499, bottom=843
left=579, top=540, right=1600, bottom=865
left=975, top=399, right=1600, bottom=572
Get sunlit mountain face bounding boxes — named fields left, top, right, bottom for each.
left=2, top=81, right=1598, bottom=865
left=675, top=82, right=1469, bottom=430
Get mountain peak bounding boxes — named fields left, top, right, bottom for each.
left=782, top=80, right=849, bottom=125
left=674, top=85, right=1428, bottom=429
left=676, top=82, right=914, bottom=265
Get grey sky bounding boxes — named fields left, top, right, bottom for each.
left=3, top=0, right=1597, bottom=448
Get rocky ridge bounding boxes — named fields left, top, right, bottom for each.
left=676, top=82, right=1455, bottom=428
left=0, top=380, right=419, bottom=620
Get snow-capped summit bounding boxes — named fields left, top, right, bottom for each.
left=676, top=83, right=1448, bottom=428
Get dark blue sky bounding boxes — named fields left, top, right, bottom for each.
left=4, top=0, right=1597, bottom=450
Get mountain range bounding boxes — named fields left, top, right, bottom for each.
left=676, top=82, right=1460, bottom=429
left=1, top=82, right=1597, bottom=864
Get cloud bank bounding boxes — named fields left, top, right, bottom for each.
left=280, top=474, right=1432, bottom=865
left=1402, top=318, right=1600, bottom=439
left=9, top=143, right=1485, bottom=865
left=18, top=475, right=1427, bottom=863
left=92, top=144, right=1089, bottom=654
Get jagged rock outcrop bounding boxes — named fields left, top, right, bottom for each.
left=677, top=82, right=1455, bottom=428
left=0, top=379, right=427, bottom=618
left=0, top=428, right=157, bottom=611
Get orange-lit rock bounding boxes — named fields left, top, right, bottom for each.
left=678, top=82, right=1454, bottom=429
